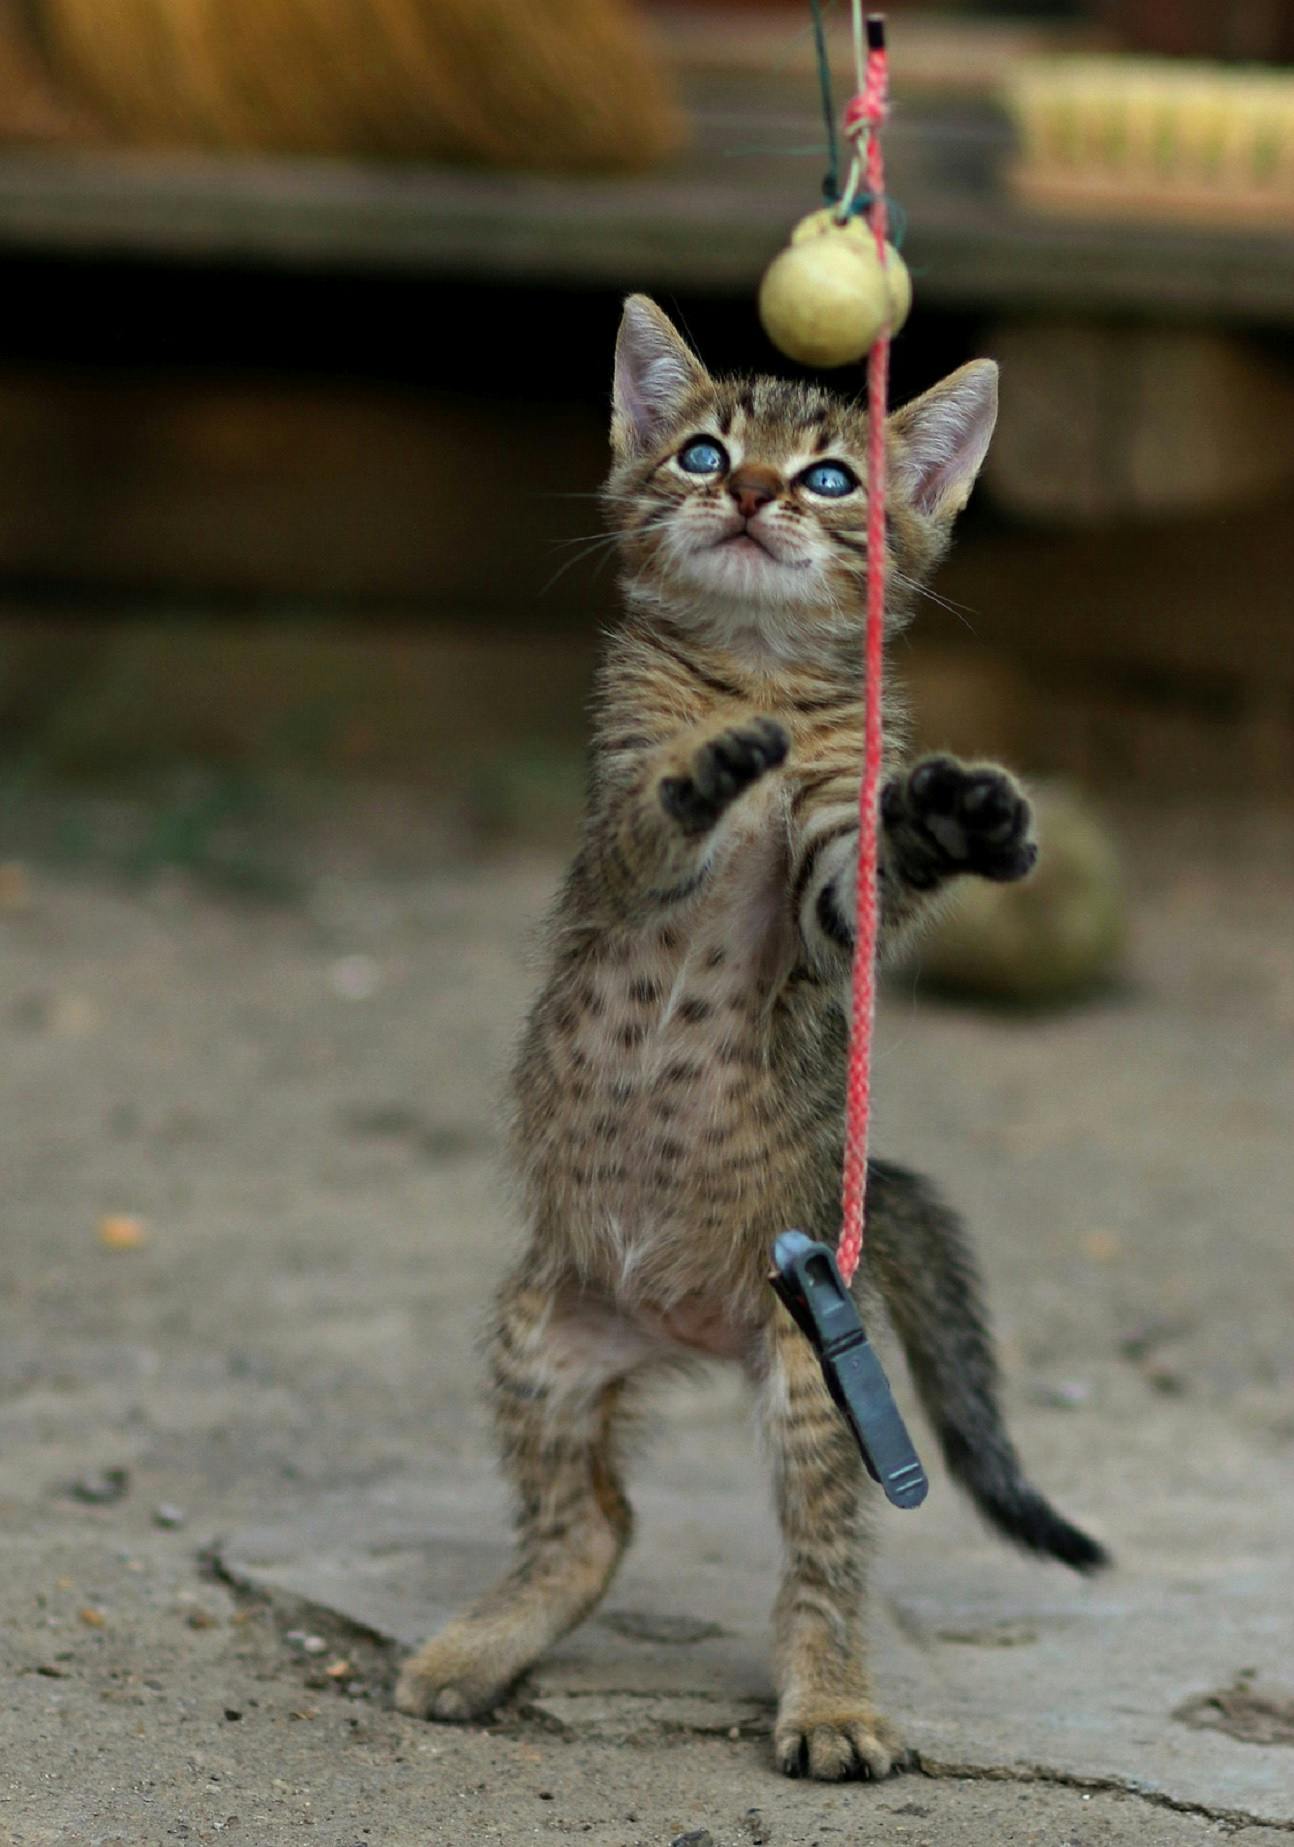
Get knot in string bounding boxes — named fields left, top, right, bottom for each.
left=842, top=43, right=888, bottom=143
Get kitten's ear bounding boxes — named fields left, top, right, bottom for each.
left=889, top=360, right=998, bottom=524
left=612, top=295, right=706, bottom=457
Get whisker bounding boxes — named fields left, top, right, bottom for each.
left=910, top=579, right=978, bottom=619
left=894, top=569, right=979, bottom=632
left=539, top=490, right=643, bottom=504
left=548, top=529, right=619, bottom=551
left=539, top=534, right=621, bottom=595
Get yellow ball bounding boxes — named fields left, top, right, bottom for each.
left=760, top=210, right=911, bottom=366
left=884, top=243, right=912, bottom=334
left=791, top=209, right=912, bottom=335
left=759, top=239, right=887, bottom=367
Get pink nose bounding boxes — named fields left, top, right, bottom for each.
left=728, top=467, right=780, bottom=521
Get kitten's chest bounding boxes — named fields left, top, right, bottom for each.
left=552, top=793, right=807, bottom=1145
left=520, top=786, right=835, bottom=1281
left=622, top=791, right=797, bottom=1033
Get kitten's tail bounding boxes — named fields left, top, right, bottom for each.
left=863, top=1158, right=1109, bottom=1573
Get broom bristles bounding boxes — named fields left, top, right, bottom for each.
left=26, top=0, right=683, bottom=171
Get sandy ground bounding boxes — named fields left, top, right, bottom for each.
left=2, top=784, right=1293, bottom=1846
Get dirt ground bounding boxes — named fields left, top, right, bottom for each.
left=2, top=781, right=1292, bottom=1846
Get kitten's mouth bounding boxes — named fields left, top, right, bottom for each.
left=709, top=527, right=809, bottom=570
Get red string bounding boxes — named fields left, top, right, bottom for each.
left=837, top=25, right=890, bottom=1289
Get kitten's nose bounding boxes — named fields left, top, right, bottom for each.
left=728, top=465, right=781, bottom=521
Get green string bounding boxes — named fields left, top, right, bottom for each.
left=808, top=0, right=905, bottom=248
left=809, top=0, right=840, bottom=205
left=841, top=192, right=908, bottom=248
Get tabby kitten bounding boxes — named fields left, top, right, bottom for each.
left=396, top=297, right=1106, bottom=1780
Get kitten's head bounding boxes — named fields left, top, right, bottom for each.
left=606, top=295, right=997, bottom=659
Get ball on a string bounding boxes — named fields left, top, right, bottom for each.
left=792, top=210, right=912, bottom=331
left=759, top=209, right=910, bottom=368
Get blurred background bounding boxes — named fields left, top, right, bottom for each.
left=0, top=0, right=1292, bottom=891
left=1, top=8, right=1293, bottom=1839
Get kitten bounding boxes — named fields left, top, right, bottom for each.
left=395, top=297, right=1106, bottom=1780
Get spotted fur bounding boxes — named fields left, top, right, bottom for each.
left=395, top=298, right=1106, bottom=1775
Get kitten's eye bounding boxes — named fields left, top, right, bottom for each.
left=798, top=461, right=858, bottom=498
left=678, top=438, right=728, bottom=476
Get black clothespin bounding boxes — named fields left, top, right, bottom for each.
left=769, top=1230, right=928, bottom=1510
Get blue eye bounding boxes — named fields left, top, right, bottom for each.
left=799, top=461, right=858, bottom=498
left=678, top=438, right=727, bottom=475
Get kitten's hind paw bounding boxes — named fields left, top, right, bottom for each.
left=774, top=1703, right=908, bottom=1782
left=393, top=1625, right=516, bottom=1724
left=887, top=755, right=1036, bottom=885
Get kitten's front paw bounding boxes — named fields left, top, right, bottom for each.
left=661, top=717, right=788, bottom=835
left=394, top=1624, right=512, bottom=1723
left=886, top=755, right=1036, bottom=884
left=775, top=1700, right=908, bottom=1782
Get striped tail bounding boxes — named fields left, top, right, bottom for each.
left=862, top=1158, right=1109, bottom=1574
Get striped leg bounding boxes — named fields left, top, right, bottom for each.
left=395, top=1277, right=641, bottom=1721
left=761, top=1310, right=906, bottom=1781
